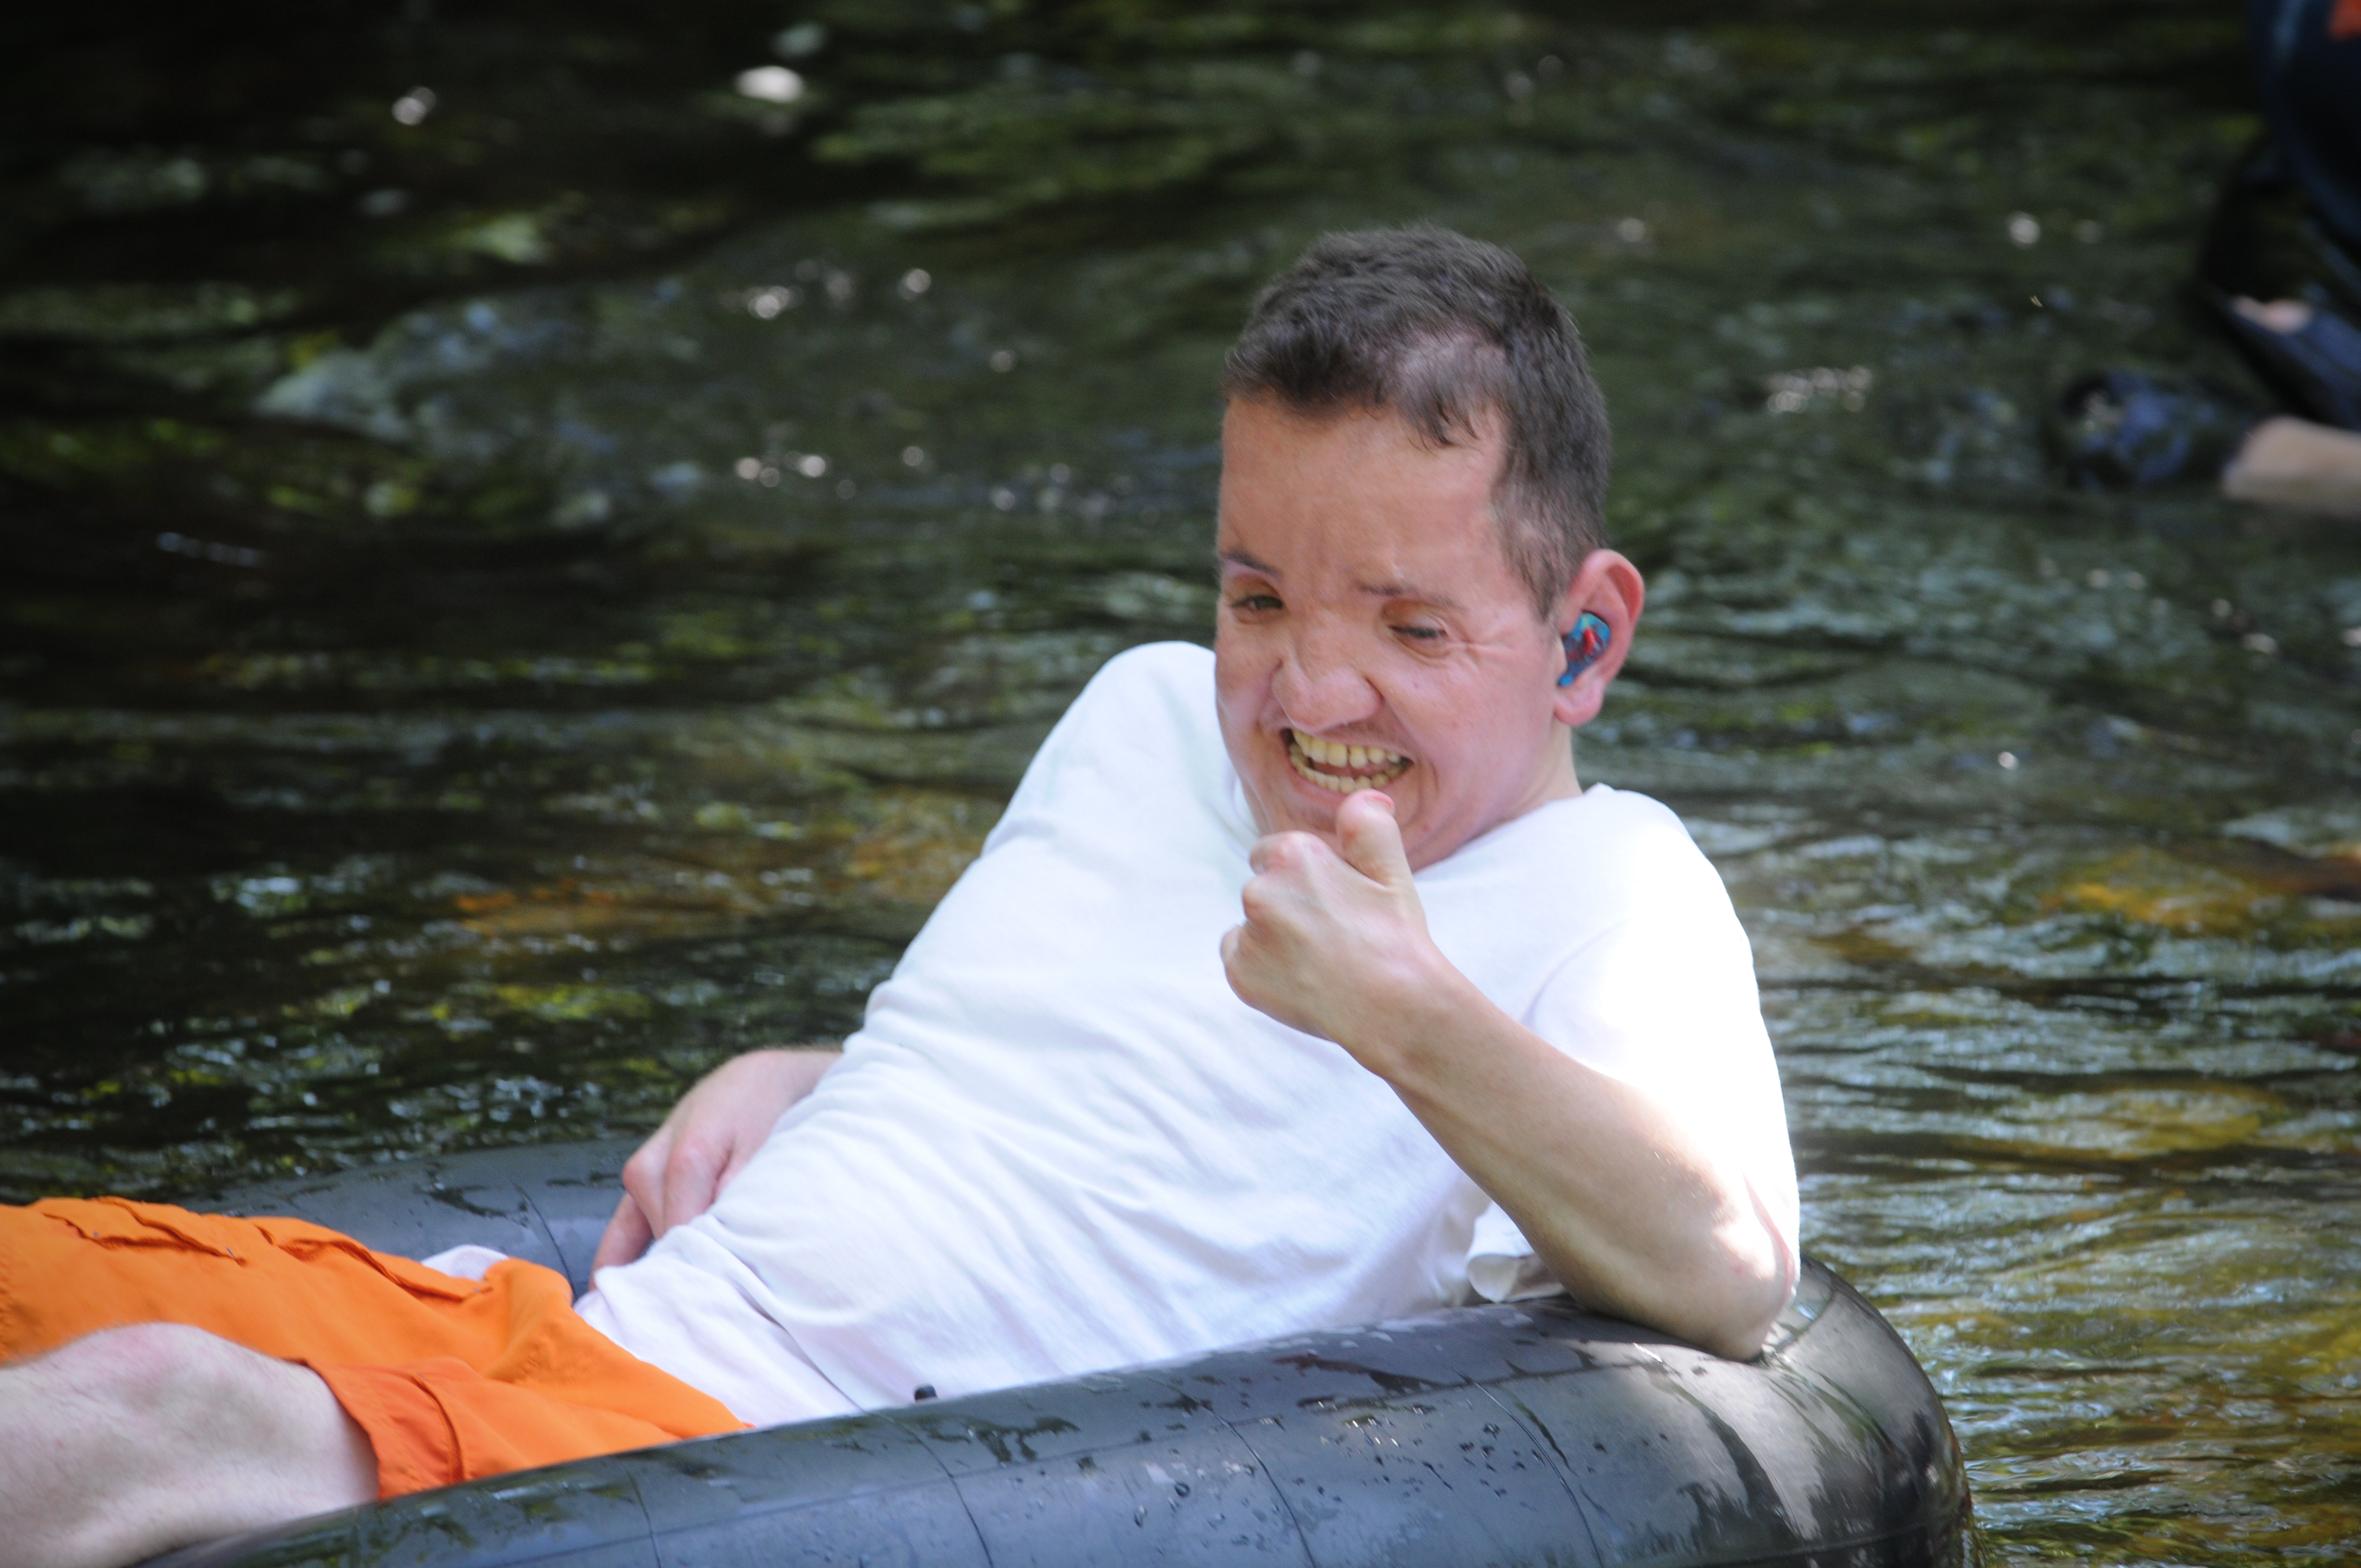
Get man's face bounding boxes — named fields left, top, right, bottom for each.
left=1213, top=400, right=1579, bottom=870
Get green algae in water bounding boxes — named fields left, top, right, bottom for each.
left=3, top=5, right=2358, bottom=1562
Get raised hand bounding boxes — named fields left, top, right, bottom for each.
left=1219, top=790, right=1455, bottom=1064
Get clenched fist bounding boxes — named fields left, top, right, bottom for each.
left=1220, top=790, right=1459, bottom=1068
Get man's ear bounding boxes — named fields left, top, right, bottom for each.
left=1550, top=549, right=1645, bottom=729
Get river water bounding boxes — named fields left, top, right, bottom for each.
left=3, top=4, right=2355, bottom=1560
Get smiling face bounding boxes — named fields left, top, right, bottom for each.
left=1214, top=399, right=1637, bottom=869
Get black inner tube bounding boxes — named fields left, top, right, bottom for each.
left=139, top=1141, right=1971, bottom=1568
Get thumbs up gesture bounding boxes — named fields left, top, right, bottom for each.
left=1221, top=791, right=1451, bottom=1063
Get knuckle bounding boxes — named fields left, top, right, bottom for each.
left=668, top=1136, right=716, bottom=1183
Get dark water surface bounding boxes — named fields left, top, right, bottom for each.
left=4, top=4, right=2356, bottom=1560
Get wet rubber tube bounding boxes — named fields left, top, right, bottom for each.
left=151, top=1140, right=1970, bottom=1568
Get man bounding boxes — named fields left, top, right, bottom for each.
left=0, top=227, right=1796, bottom=1568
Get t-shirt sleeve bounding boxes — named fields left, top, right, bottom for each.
left=1461, top=820, right=1799, bottom=1303
left=1465, top=1202, right=1562, bottom=1302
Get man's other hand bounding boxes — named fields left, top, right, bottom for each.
left=591, top=1047, right=841, bottom=1272
left=1221, top=790, right=1450, bottom=1063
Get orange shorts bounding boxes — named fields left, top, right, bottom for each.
left=0, top=1197, right=745, bottom=1498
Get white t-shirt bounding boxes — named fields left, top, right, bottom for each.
left=577, top=642, right=1796, bottom=1424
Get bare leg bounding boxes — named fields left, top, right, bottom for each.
left=2222, top=415, right=2361, bottom=519
left=2230, top=294, right=2316, bottom=336
left=2214, top=297, right=2361, bottom=516
left=0, top=1324, right=377, bottom=1568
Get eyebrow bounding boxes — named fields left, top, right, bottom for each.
left=1216, top=549, right=1461, bottom=610
left=1353, top=576, right=1461, bottom=610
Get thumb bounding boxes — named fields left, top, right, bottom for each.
left=592, top=1193, right=653, bottom=1273
left=1335, top=790, right=1413, bottom=890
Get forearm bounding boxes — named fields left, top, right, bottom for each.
left=755, top=1045, right=844, bottom=1104
left=1359, top=973, right=1791, bottom=1359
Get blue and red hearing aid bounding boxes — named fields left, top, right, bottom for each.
left=1557, top=612, right=1612, bottom=686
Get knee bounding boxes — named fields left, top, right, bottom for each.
left=0, top=1324, right=373, bottom=1567
left=45, top=1323, right=257, bottom=1427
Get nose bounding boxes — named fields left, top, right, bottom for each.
left=1271, top=621, right=1381, bottom=734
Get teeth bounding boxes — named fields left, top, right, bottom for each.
left=1290, top=731, right=1404, bottom=769
left=1284, top=729, right=1411, bottom=793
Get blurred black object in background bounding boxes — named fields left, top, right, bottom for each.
left=2200, top=0, right=2361, bottom=424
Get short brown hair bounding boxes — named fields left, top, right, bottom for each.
left=1222, top=226, right=1611, bottom=617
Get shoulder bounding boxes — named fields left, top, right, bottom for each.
left=1443, top=784, right=1720, bottom=903
left=1040, top=641, right=1218, bottom=770
left=989, top=641, right=1231, bottom=842
left=1415, top=785, right=1740, bottom=997
left=1067, top=641, right=1214, bottom=721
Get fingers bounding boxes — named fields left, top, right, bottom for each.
left=1221, top=918, right=1314, bottom=1036
left=1247, top=813, right=1405, bottom=893
left=610, top=1049, right=815, bottom=1259
left=619, top=1127, right=671, bottom=1226
left=660, top=1137, right=727, bottom=1235
left=591, top=1193, right=653, bottom=1272
left=617, top=1119, right=721, bottom=1239
left=1250, top=829, right=1341, bottom=878
left=1247, top=835, right=1280, bottom=875
left=1333, top=790, right=1413, bottom=890
left=619, top=1132, right=724, bottom=1242
left=714, top=1136, right=764, bottom=1204
left=1219, top=922, right=1248, bottom=984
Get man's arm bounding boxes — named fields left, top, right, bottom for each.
left=1220, top=792, right=1791, bottom=1360
left=591, top=1046, right=842, bottom=1271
